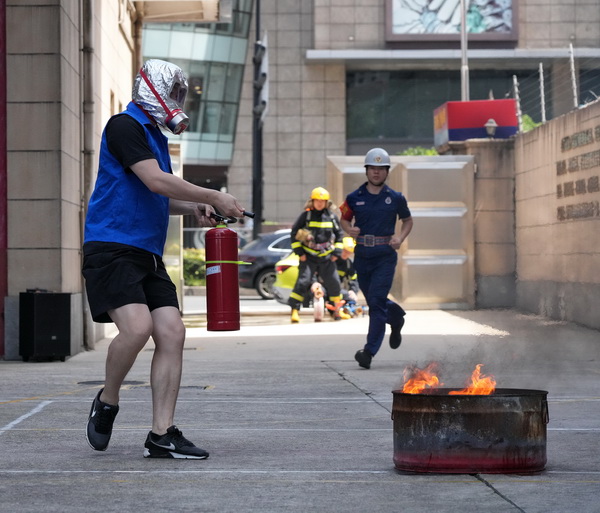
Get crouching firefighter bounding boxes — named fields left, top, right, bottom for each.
left=287, top=187, right=344, bottom=323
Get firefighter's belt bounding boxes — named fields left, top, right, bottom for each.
left=356, top=235, right=391, bottom=247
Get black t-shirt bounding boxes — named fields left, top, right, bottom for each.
left=105, top=114, right=157, bottom=170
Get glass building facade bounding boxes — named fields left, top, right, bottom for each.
left=142, top=0, right=253, bottom=168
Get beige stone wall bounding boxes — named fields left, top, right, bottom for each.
left=5, top=1, right=137, bottom=354
left=514, top=100, right=600, bottom=328
left=7, top=1, right=79, bottom=295
left=4, top=0, right=600, bottom=357
left=447, top=140, right=517, bottom=308
left=228, top=0, right=600, bottom=228
left=447, top=103, right=600, bottom=325
left=313, top=0, right=600, bottom=51
left=97, top=1, right=137, bottom=121
left=228, top=0, right=347, bottom=226
left=314, top=0, right=385, bottom=50
left=519, top=0, right=600, bottom=48
left=7, top=1, right=134, bottom=296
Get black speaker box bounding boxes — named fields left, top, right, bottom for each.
left=19, top=292, right=71, bottom=362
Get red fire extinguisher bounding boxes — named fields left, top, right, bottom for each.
left=204, top=212, right=254, bottom=331
left=205, top=222, right=241, bottom=331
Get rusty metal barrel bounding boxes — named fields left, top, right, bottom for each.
left=392, top=388, right=549, bottom=474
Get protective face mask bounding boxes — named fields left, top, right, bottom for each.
left=132, top=59, right=190, bottom=134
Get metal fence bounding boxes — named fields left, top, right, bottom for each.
left=510, top=44, right=600, bottom=131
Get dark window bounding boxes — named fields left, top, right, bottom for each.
left=580, top=68, right=600, bottom=105
left=272, top=236, right=292, bottom=250
left=346, top=69, right=547, bottom=150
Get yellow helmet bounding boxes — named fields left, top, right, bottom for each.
left=342, top=237, right=355, bottom=253
left=310, top=187, right=330, bottom=200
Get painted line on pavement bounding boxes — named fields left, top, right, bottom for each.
left=0, top=469, right=599, bottom=477
left=548, top=428, right=600, bottom=431
left=0, top=401, right=53, bottom=436
left=0, top=397, right=377, bottom=404
left=2, top=427, right=596, bottom=432
left=0, top=427, right=390, bottom=432
left=0, top=469, right=391, bottom=475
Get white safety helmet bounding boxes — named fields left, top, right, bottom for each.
left=364, top=147, right=391, bottom=168
left=132, top=59, right=190, bottom=135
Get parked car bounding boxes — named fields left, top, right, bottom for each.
left=272, top=253, right=347, bottom=311
left=238, top=229, right=292, bottom=299
left=272, top=252, right=299, bottom=305
left=273, top=242, right=364, bottom=316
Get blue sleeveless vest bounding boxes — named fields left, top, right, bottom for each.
left=84, top=102, right=171, bottom=256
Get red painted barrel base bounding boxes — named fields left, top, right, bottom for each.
left=394, top=451, right=546, bottom=474
left=392, top=388, right=548, bottom=474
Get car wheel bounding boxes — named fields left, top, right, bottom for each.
left=255, top=268, right=276, bottom=299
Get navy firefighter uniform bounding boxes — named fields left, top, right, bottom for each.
left=340, top=182, right=411, bottom=358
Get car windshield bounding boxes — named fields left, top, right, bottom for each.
left=272, top=236, right=291, bottom=249
left=240, top=238, right=261, bottom=251
left=240, top=231, right=290, bottom=252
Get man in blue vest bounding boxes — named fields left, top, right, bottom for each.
left=83, top=59, right=245, bottom=458
left=340, top=148, right=413, bottom=369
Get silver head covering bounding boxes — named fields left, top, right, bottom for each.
left=132, top=59, right=190, bottom=135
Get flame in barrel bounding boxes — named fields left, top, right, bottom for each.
left=449, top=364, right=496, bottom=395
left=401, top=363, right=497, bottom=395
left=402, top=362, right=443, bottom=394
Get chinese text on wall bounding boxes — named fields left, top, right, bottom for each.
left=556, top=126, right=600, bottom=221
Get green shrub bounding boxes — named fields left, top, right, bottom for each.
left=183, top=248, right=206, bottom=286
left=398, top=146, right=439, bottom=156
left=522, top=114, right=542, bottom=132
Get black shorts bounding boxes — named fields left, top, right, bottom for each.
left=82, top=242, right=179, bottom=323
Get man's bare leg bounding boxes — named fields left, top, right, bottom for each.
left=149, top=306, right=186, bottom=434
left=86, top=303, right=153, bottom=451
left=100, top=303, right=154, bottom=406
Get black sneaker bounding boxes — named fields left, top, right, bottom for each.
left=86, top=389, right=119, bottom=451
left=389, top=316, right=405, bottom=350
left=355, top=349, right=372, bottom=369
left=143, top=425, right=209, bottom=459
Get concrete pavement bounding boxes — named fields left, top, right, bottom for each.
left=1, top=303, right=600, bottom=513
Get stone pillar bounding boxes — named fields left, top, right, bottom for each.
left=447, top=139, right=516, bottom=308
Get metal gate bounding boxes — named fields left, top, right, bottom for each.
left=327, top=155, right=475, bottom=309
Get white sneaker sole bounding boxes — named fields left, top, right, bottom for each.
left=143, top=448, right=209, bottom=459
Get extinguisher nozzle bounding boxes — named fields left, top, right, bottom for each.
left=210, top=211, right=254, bottom=223
left=211, top=213, right=237, bottom=224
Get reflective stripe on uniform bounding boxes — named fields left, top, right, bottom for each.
left=290, top=291, right=304, bottom=302
left=307, top=221, right=334, bottom=229
left=303, top=246, right=334, bottom=257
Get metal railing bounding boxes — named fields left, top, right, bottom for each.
left=510, top=44, right=600, bottom=132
